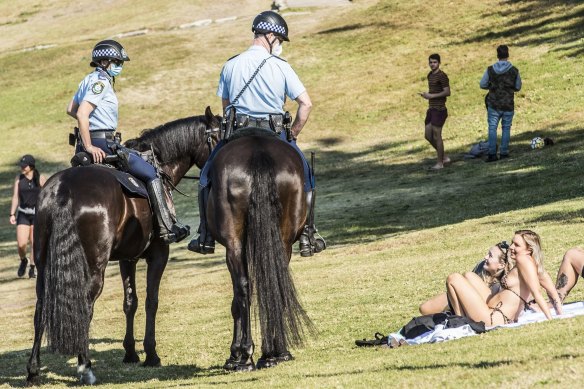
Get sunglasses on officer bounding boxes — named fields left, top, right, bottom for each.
left=110, top=59, right=123, bottom=66
left=267, top=33, right=283, bottom=44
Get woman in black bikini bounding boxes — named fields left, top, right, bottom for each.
left=419, top=241, right=510, bottom=315
left=8, top=155, right=46, bottom=278
left=446, top=230, right=562, bottom=325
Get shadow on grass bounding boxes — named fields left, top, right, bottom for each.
left=0, top=343, right=226, bottom=387
left=395, top=359, right=513, bottom=370
left=2, top=125, right=584, bottom=253
left=312, top=124, right=584, bottom=246
left=460, top=0, right=584, bottom=57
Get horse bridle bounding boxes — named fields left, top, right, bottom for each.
left=205, top=124, right=221, bottom=155
left=180, top=123, right=221, bottom=182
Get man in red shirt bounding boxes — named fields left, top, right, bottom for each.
left=419, top=53, right=451, bottom=170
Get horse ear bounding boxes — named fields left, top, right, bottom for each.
left=205, top=106, right=214, bottom=122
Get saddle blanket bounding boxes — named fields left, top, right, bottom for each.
left=386, top=301, right=584, bottom=346
left=94, top=166, right=148, bottom=198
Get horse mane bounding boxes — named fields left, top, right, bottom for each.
left=124, top=116, right=209, bottom=164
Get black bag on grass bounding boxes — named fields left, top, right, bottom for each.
left=399, top=313, right=485, bottom=339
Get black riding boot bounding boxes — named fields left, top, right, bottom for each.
left=299, top=191, right=326, bottom=257
left=187, top=186, right=215, bottom=254
left=147, top=178, right=190, bottom=244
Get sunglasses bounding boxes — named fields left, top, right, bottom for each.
left=111, top=59, right=123, bottom=66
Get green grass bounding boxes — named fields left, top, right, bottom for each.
left=2, top=0, right=584, bottom=387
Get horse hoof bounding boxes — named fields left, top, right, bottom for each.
left=256, top=357, right=278, bottom=369
left=224, top=358, right=255, bottom=372
left=142, top=356, right=161, bottom=367
left=26, top=374, right=40, bottom=387
left=235, top=363, right=256, bottom=372
left=123, top=352, right=140, bottom=363
left=275, top=351, right=294, bottom=362
left=224, top=358, right=238, bottom=371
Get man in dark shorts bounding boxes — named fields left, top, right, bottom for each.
left=419, top=53, right=451, bottom=170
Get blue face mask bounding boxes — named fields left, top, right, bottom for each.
left=107, top=63, right=123, bottom=77
left=272, top=43, right=283, bottom=57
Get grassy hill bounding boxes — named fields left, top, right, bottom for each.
left=2, top=0, right=584, bottom=387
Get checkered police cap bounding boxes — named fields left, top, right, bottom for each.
left=93, top=47, right=119, bottom=59
left=252, top=11, right=289, bottom=41
left=255, top=21, right=286, bottom=36
left=90, top=39, right=130, bottom=66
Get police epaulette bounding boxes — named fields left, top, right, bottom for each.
left=96, top=68, right=112, bottom=82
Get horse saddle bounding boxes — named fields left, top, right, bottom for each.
left=70, top=152, right=148, bottom=198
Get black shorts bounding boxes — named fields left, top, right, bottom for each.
left=16, top=212, right=34, bottom=226
left=425, top=108, right=448, bottom=127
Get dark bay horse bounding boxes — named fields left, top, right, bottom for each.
left=26, top=107, right=221, bottom=385
left=206, top=129, right=313, bottom=371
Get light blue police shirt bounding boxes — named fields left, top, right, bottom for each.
left=217, top=45, right=306, bottom=118
left=73, top=68, right=118, bottom=130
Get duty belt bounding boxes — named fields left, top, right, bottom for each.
left=235, top=114, right=283, bottom=133
left=89, top=130, right=116, bottom=140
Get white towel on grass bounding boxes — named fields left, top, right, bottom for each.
left=387, top=301, right=584, bottom=346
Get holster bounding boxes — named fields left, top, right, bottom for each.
left=107, top=142, right=131, bottom=172
left=269, top=114, right=284, bottom=135
left=222, top=106, right=236, bottom=140
left=283, top=111, right=293, bottom=141
left=69, top=127, right=80, bottom=146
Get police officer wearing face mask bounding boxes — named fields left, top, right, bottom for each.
left=66, top=40, right=190, bottom=244
left=189, top=11, right=326, bottom=257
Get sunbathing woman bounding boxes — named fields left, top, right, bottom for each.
left=446, top=230, right=561, bottom=326
left=419, top=241, right=509, bottom=315
left=554, top=247, right=584, bottom=303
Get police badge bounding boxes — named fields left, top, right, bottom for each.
left=91, top=81, right=105, bottom=94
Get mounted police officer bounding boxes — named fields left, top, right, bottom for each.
left=188, top=10, right=325, bottom=256
left=66, top=39, right=189, bottom=244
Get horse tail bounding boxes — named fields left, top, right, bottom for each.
left=42, top=194, right=91, bottom=355
left=245, top=149, right=312, bottom=355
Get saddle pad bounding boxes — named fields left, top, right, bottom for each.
left=109, top=169, right=148, bottom=198
left=91, top=165, right=148, bottom=198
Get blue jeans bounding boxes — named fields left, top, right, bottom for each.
left=199, top=131, right=314, bottom=192
left=487, top=107, right=514, bottom=156
left=92, top=138, right=157, bottom=183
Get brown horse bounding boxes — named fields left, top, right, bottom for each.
left=26, top=107, right=221, bottom=385
left=206, top=128, right=313, bottom=371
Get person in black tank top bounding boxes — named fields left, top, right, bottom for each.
left=9, top=155, right=47, bottom=278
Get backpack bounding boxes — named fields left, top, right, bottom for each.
left=486, top=65, right=519, bottom=111
left=465, top=141, right=489, bottom=159
left=399, top=313, right=486, bottom=339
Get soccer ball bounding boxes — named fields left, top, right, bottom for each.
left=531, top=137, right=544, bottom=149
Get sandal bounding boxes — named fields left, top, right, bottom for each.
left=355, top=332, right=388, bottom=347
left=387, top=336, right=409, bottom=348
